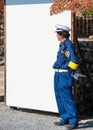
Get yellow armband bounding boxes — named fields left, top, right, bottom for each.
left=68, top=61, right=79, bottom=70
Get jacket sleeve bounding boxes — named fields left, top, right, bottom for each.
left=67, top=44, right=79, bottom=73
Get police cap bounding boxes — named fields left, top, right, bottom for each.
left=55, top=24, right=71, bottom=32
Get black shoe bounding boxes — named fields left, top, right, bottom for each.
left=73, top=124, right=78, bottom=129
left=66, top=124, right=78, bottom=129
left=54, top=121, right=65, bottom=126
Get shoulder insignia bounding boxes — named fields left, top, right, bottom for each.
left=65, top=51, right=70, bottom=57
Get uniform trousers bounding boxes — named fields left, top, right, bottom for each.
left=54, top=71, right=78, bottom=125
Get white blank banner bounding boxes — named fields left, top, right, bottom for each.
left=6, top=3, right=71, bottom=112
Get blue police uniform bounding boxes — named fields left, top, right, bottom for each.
left=53, top=25, right=78, bottom=125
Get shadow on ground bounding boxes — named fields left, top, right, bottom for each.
left=77, top=120, right=93, bottom=129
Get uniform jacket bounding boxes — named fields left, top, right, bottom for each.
left=53, top=39, right=78, bottom=74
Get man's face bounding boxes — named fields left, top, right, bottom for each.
left=56, top=33, right=64, bottom=41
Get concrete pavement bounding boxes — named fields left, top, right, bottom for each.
left=0, top=66, right=4, bottom=102
left=0, top=102, right=93, bottom=130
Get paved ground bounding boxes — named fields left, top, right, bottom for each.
left=0, top=66, right=4, bottom=97
left=0, top=102, right=93, bottom=130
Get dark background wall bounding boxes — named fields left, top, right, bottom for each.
left=74, top=14, right=93, bottom=118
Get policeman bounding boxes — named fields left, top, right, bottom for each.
left=53, top=24, right=79, bottom=129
